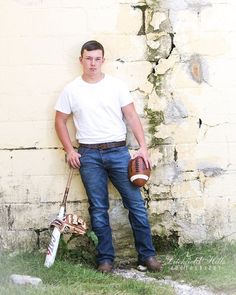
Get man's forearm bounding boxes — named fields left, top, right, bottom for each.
left=55, top=112, right=81, bottom=168
left=126, top=112, right=147, bottom=148
left=122, top=103, right=151, bottom=167
left=55, top=118, right=74, bottom=154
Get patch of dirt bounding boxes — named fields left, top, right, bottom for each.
left=114, top=268, right=226, bottom=295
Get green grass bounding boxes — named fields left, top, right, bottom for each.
left=151, top=241, right=236, bottom=294
left=1, top=241, right=235, bottom=295
left=0, top=252, right=173, bottom=295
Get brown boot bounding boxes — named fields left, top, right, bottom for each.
left=144, top=257, right=162, bottom=272
left=97, top=262, right=113, bottom=273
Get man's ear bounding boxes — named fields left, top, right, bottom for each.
left=79, top=56, right=82, bottom=63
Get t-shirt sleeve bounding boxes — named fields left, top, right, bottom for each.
left=54, top=88, right=72, bottom=114
left=118, top=80, right=133, bottom=107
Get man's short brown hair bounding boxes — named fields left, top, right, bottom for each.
left=81, top=40, right=104, bottom=57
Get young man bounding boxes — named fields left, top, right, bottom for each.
left=55, top=40, right=161, bottom=273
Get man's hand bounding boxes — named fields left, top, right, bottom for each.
left=133, top=146, right=151, bottom=170
left=66, top=150, right=81, bottom=168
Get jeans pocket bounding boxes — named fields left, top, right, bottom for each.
left=117, top=146, right=131, bottom=161
left=78, top=147, right=89, bottom=157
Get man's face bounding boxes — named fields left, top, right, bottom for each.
left=80, top=49, right=104, bottom=77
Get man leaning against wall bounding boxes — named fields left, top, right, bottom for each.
left=54, top=40, right=162, bottom=273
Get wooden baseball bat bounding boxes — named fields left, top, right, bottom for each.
left=44, top=168, right=74, bottom=268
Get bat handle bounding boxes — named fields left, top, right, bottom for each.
left=61, top=168, right=74, bottom=207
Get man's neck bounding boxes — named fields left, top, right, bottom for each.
left=82, top=73, right=105, bottom=84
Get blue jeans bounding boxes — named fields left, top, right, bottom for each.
left=78, top=145, right=156, bottom=264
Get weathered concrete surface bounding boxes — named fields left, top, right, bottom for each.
left=0, top=0, right=235, bottom=259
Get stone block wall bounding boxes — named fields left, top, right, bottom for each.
left=145, top=0, right=236, bottom=245
left=0, top=0, right=235, bottom=258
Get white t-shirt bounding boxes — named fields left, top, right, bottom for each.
left=55, top=74, right=133, bottom=144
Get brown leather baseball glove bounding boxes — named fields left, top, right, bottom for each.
left=51, top=213, right=87, bottom=235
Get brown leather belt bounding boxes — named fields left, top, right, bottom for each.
left=79, top=140, right=126, bottom=150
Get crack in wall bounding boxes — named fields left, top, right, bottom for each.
left=7, top=205, right=14, bottom=230
left=133, top=4, right=148, bottom=35
left=33, top=228, right=48, bottom=249
left=199, top=118, right=203, bottom=128
left=0, top=147, right=62, bottom=151
left=174, top=148, right=178, bottom=162
left=168, top=33, right=176, bottom=57
left=137, top=1, right=184, bottom=244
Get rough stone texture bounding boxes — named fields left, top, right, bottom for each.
left=144, top=0, right=236, bottom=246
left=10, top=274, right=42, bottom=286
left=0, top=0, right=236, bottom=260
